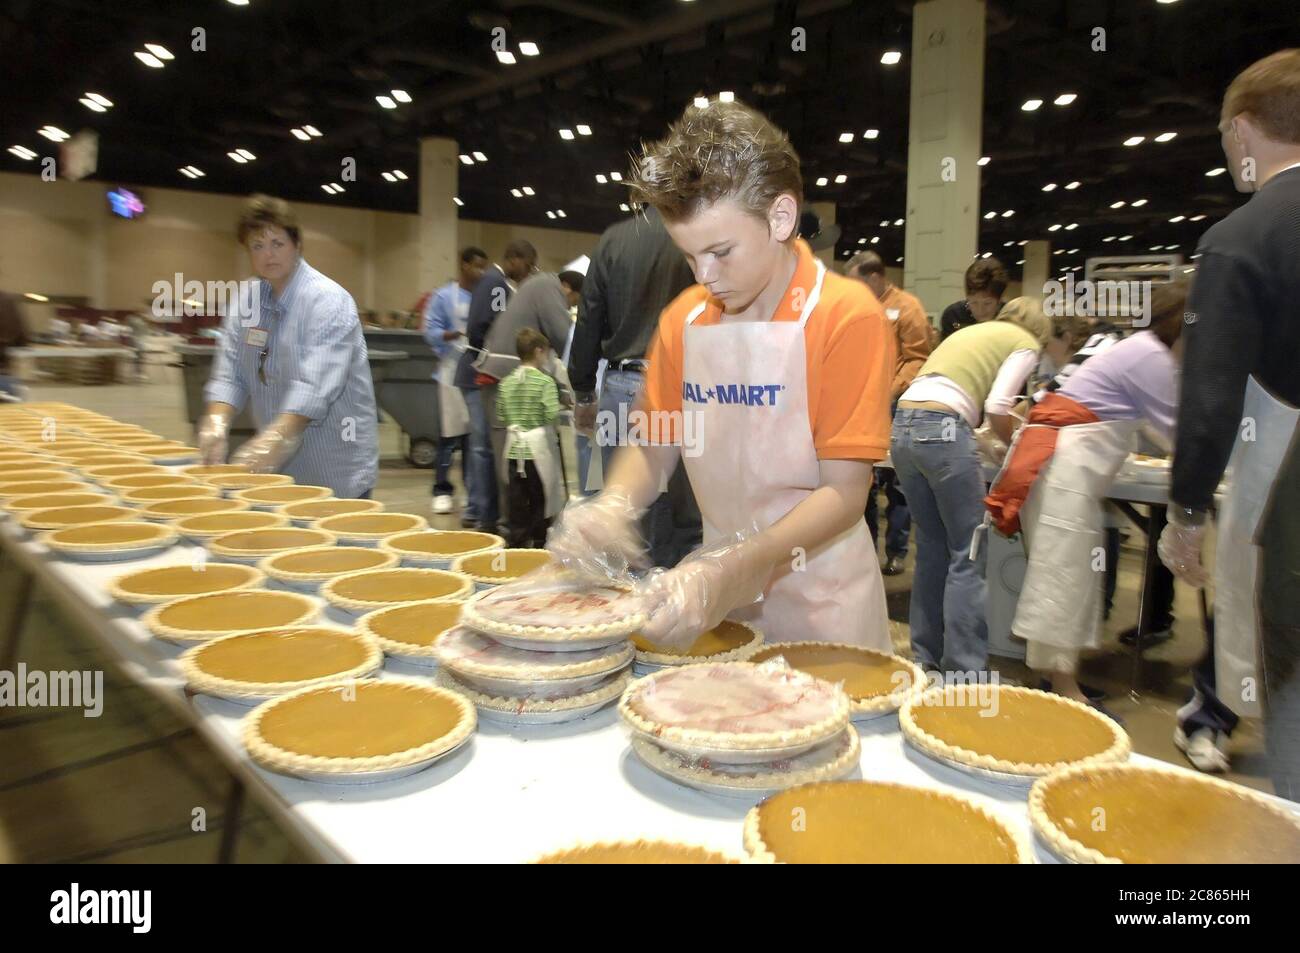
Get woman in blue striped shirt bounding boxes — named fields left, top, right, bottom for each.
left=199, top=194, right=379, bottom=498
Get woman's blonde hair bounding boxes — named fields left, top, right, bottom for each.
left=626, top=98, right=802, bottom=227
left=997, top=296, right=1055, bottom=346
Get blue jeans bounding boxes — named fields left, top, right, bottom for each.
left=433, top=434, right=468, bottom=497
left=461, top=387, right=498, bottom=525
left=867, top=465, right=911, bottom=558
left=596, top=369, right=701, bottom=568
left=891, top=408, right=989, bottom=674
left=575, top=431, right=599, bottom=497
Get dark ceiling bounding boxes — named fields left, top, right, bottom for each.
left=2, top=0, right=1298, bottom=278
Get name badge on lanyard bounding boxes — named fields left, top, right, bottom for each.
left=245, top=328, right=269, bottom=348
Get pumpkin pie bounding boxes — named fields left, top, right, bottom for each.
left=180, top=626, right=382, bottom=700
left=0, top=460, right=63, bottom=476
left=3, top=490, right=117, bottom=514
left=233, top=484, right=333, bottom=508
left=534, top=841, right=742, bottom=864
left=242, top=678, right=476, bottom=779
left=0, top=468, right=75, bottom=486
left=82, top=464, right=169, bottom=481
left=101, top=473, right=202, bottom=491
left=69, top=454, right=152, bottom=467
left=1029, top=762, right=1300, bottom=864
left=109, top=562, right=265, bottom=607
left=632, top=619, right=763, bottom=667
left=433, top=624, right=632, bottom=685
left=379, top=529, right=502, bottom=566
left=179, top=463, right=250, bottom=478
left=0, top=479, right=88, bottom=499
left=206, top=526, right=336, bottom=561
left=126, top=444, right=201, bottom=462
left=174, top=510, right=290, bottom=541
left=749, top=642, right=927, bottom=717
left=206, top=473, right=295, bottom=493
left=41, top=520, right=178, bottom=557
left=899, top=685, right=1130, bottom=778
left=620, top=661, right=851, bottom=757
left=316, top=512, right=428, bottom=545
left=320, top=567, right=473, bottom=614
left=437, top=666, right=632, bottom=719
left=279, top=497, right=384, bottom=525
left=144, top=589, right=320, bottom=643
left=356, top=601, right=464, bottom=661
left=451, top=548, right=554, bottom=588
left=20, top=504, right=138, bottom=531
left=743, top=780, right=1034, bottom=864
left=632, top=727, right=861, bottom=794
left=259, top=545, right=399, bottom=589
left=137, top=497, right=252, bottom=521
left=462, top=581, right=647, bottom=644
left=119, top=484, right=221, bottom=504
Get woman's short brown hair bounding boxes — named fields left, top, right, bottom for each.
left=1222, top=49, right=1300, bottom=144
left=1148, top=279, right=1191, bottom=348
left=626, top=98, right=803, bottom=226
left=965, top=258, right=1008, bottom=298
left=237, top=194, right=301, bottom=246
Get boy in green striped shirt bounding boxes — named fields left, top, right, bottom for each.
left=496, top=328, right=563, bottom=547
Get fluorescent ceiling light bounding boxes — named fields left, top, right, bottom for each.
left=556, top=210, right=566, bottom=218
left=1110, top=201, right=1126, bottom=209
left=834, top=174, right=847, bottom=184
left=376, top=95, right=396, bottom=109
left=977, top=156, right=990, bottom=166
left=8, top=146, right=36, bottom=160
left=815, top=177, right=828, bottom=186
left=38, top=126, right=69, bottom=142
left=1131, top=198, right=1148, bottom=207
left=1154, top=132, right=1177, bottom=142
left=871, top=236, right=880, bottom=244
left=864, top=129, right=879, bottom=139
left=576, top=124, right=591, bottom=136
left=1065, top=181, right=1081, bottom=190
left=391, top=90, right=411, bottom=103
left=1021, top=99, right=1043, bottom=111
left=546, top=211, right=556, bottom=219
left=609, top=172, right=622, bottom=182
left=229, top=152, right=247, bottom=163
left=519, top=42, right=540, bottom=57
left=880, top=51, right=902, bottom=65
left=694, top=97, right=709, bottom=109
left=236, top=148, right=255, bottom=160
left=184, top=165, right=204, bottom=177
left=880, top=220, right=890, bottom=227
left=144, top=44, right=173, bottom=60
left=291, top=128, right=310, bottom=140
left=1123, top=136, right=1145, bottom=146
left=1001, top=209, right=1015, bottom=217
left=86, top=93, right=113, bottom=107
left=1048, top=224, right=1062, bottom=232
left=1169, top=215, right=1186, bottom=223
left=1190, top=214, right=1206, bottom=221
left=304, top=125, right=322, bottom=137
left=391, top=169, right=407, bottom=180
left=382, top=172, right=396, bottom=182
left=620, top=203, right=630, bottom=211
left=839, top=132, right=854, bottom=143
left=559, top=129, right=575, bottom=140
left=1041, top=183, right=1057, bottom=191
left=453, top=197, right=464, bottom=207
left=510, top=189, right=523, bottom=197
left=894, top=218, right=904, bottom=226
left=472, top=151, right=486, bottom=161
left=80, top=98, right=106, bottom=112
left=1119, top=234, right=1133, bottom=241
left=719, top=91, right=734, bottom=102
left=135, top=51, right=165, bottom=68
left=595, top=174, right=607, bottom=184
left=497, top=51, right=516, bottom=65
left=1206, top=167, right=1226, bottom=177
left=983, top=211, right=997, bottom=219
left=522, top=186, right=535, bottom=195
left=1054, top=93, right=1077, bottom=106
left=1065, top=222, right=1078, bottom=230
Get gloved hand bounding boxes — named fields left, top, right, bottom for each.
left=545, top=490, right=647, bottom=581
left=636, top=533, right=772, bottom=650
left=197, top=412, right=231, bottom=466
left=229, top=416, right=304, bottom=474
left=1158, top=509, right=1209, bottom=588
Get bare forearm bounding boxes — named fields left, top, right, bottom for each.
left=603, top=442, right=681, bottom=511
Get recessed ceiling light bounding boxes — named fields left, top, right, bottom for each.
left=1065, top=181, right=1081, bottom=190
left=595, top=174, right=607, bottom=184
left=1021, top=99, right=1043, bottom=111
left=472, top=151, right=487, bottom=162
left=694, top=97, right=709, bottom=109
left=1016, top=259, right=1026, bottom=265
left=1068, top=248, right=1079, bottom=254
left=459, top=154, right=473, bottom=165
left=1054, top=249, right=1065, bottom=255
left=24, top=292, right=48, bottom=302
left=303, top=125, right=322, bottom=137
left=181, top=165, right=203, bottom=177
left=1102, top=236, right=1116, bottom=242
left=85, top=93, right=113, bottom=108
left=1131, top=198, right=1148, bottom=207
left=1048, top=224, right=1062, bottom=232
left=816, top=177, right=828, bottom=186
left=1003, top=241, right=1015, bottom=247
left=391, top=90, right=411, bottom=103
left=1123, top=136, right=1145, bottom=146
left=1167, top=243, right=1179, bottom=249
left=559, top=129, right=575, bottom=140
left=864, top=129, right=879, bottom=139
left=880, top=51, right=902, bottom=65
left=839, top=132, right=854, bottom=143
left=894, top=218, right=904, bottom=226
left=1042, top=183, right=1057, bottom=192
left=135, top=51, right=165, bottom=68
left=1119, top=234, right=1133, bottom=241
left=227, top=150, right=246, bottom=163
left=879, top=220, right=891, bottom=227
left=576, top=124, right=591, bottom=136
left=1110, top=200, right=1126, bottom=209
left=1018, top=240, right=1027, bottom=246
left=1190, top=214, right=1206, bottom=221
left=556, top=210, right=566, bottom=218
left=497, top=51, right=517, bottom=65
left=1054, top=93, right=1077, bottom=106
left=321, top=184, right=335, bottom=194
left=179, top=167, right=196, bottom=178
left=510, top=189, right=523, bottom=197
left=977, top=156, right=991, bottom=166
left=236, top=149, right=255, bottom=160
left=1149, top=245, right=1162, bottom=251
left=1206, top=167, right=1226, bottom=177
left=291, top=128, right=310, bottom=140
left=1002, top=209, right=1015, bottom=217
left=522, top=186, right=535, bottom=195
left=1154, top=132, right=1176, bottom=142
left=546, top=211, right=556, bottom=219
left=983, top=211, right=997, bottom=219
left=834, top=174, right=847, bottom=184
left=1065, top=222, right=1078, bottom=230
left=227, top=0, right=250, bottom=5
left=7, top=146, right=36, bottom=160
left=620, top=203, right=630, bottom=211
left=981, top=252, right=991, bottom=258
left=79, top=98, right=106, bottom=112
left=519, top=42, right=540, bottom=57
left=144, top=44, right=173, bottom=60
left=392, top=170, right=407, bottom=180
left=871, top=236, right=880, bottom=244
left=609, top=172, right=622, bottom=182
left=858, top=238, right=867, bottom=245
left=376, top=95, right=396, bottom=109
left=719, top=91, right=735, bottom=102
left=1169, top=215, right=1186, bottom=223
left=382, top=172, right=396, bottom=182
left=453, top=197, right=464, bottom=207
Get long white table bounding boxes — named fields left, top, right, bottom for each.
left=1, top=512, right=1287, bottom=864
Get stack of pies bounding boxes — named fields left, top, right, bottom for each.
left=357, top=600, right=464, bottom=664
left=1029, top=762, right=1300, bottom=863
left=631, top=619, right=763, bottom=673
left=40, top=520, right=178, bottom=561
left=259, top=545, right=399, bottom=592
left=242, top=678, right=476, bottom=782
left=451, top=548, right=554, bottom=591
left=180, top=626, right=382, bottom=703
left=437, top=580, right=644, bottom=724
left=319, top=567, right=472, bottom=620
left=20, top=503, right=139, bottom=531
left=535, top=841, right=742, bottom=864
left=109, top=562, right=265, bottom=609
left=136, top=497, right=252, bottom=522
left=206, top=473, right=295, bottom=494
left=380, top=529, right=502, bottom=569
left=742, top=780, right=1032, bottom=863
left=279, top=497, right=384, bottom=527
left=315, top=512, right=427, bottom=546
left=173, top=510, right=289, bottom=542
left=144, top=589, right=321, bottom=643
left=619, top=661, right=859, bottom=797
left=233, top=484, right=333, bottom=510
left=749, top=642, right=926, bottom=720
left=899, top=685, right=1130, bottom=781
left=206, top=526, right=336, bottom=563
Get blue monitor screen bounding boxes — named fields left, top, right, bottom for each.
left=107, top=188, right=145, bottom=219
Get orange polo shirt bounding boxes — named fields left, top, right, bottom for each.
left=640, top=240, right=896, bottom=461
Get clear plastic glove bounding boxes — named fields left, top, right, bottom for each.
left=1158, top=510, right=1209, bottom=588
left=545, top=490, right=647, bottom=582
left=229, top=418, right=304, bottom=474
left=636, top=532, right=772, bottom=650
left=197, top=413, right=231, bottom=466
left=974, top=426, right=1008, bottom=467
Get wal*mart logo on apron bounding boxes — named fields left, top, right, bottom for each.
left=682, top=382, right=786, bottom=406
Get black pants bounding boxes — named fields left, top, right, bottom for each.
left=1258, top=433, right=1300, bottom=801
left=505, top=457, right=552, bottom=549
left=1103, top=524, right=1175, bottom=627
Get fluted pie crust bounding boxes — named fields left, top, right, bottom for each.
left=144, top=589, right=320, bottom=643
left=451, top=548, right=553, bottom=585
left=259, top=545, right=399, bottom=584
left=40, top=520, right=177, bottom=554
left=357, top=600, right=464, bottom=659
left=20, top=504, right=138, bottom=530
left=461, top=584, right=647, bottom=642
left=632, top=728, right=861, bottom=792
left=380, top=529, right=503, bottom=561
left=438, top=667, right=631, bottom=715
left=534, top=840, right=743, bottom=864
left=180, top=626, right=382, bottom=700
left=320, top=568, right=473, bottom=613
left=109, top=562, right=265, bottom=606
left=206, top=526, right=337, bottom=558
left=899, top=685, right=1130, bottom=777
left=632, top=619, right=763, bottom=666
left=315, top=512, right=428, bottom=542
left=433, top=625, right=633, bottom=679
left=748, top=641, right=927, bottom=716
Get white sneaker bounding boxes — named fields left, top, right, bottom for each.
left=432, top=495, right=454, bottom=515
left=1173, top=725, right=1230, bottom=773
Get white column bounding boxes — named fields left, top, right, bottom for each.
left=1021, top=240, right=1051, bottom=300
left=418, top=137, right=459, bottom=295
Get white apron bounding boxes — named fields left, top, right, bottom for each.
left=437, top=298, right=471, bottom=438
left=504, top=424, right=567, bottom=518
left=1012, top=419, right=1139, bottom=655
left=1213, top=376, right=1299, bottom=718
left=680, top=260, right=890, bottom=650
